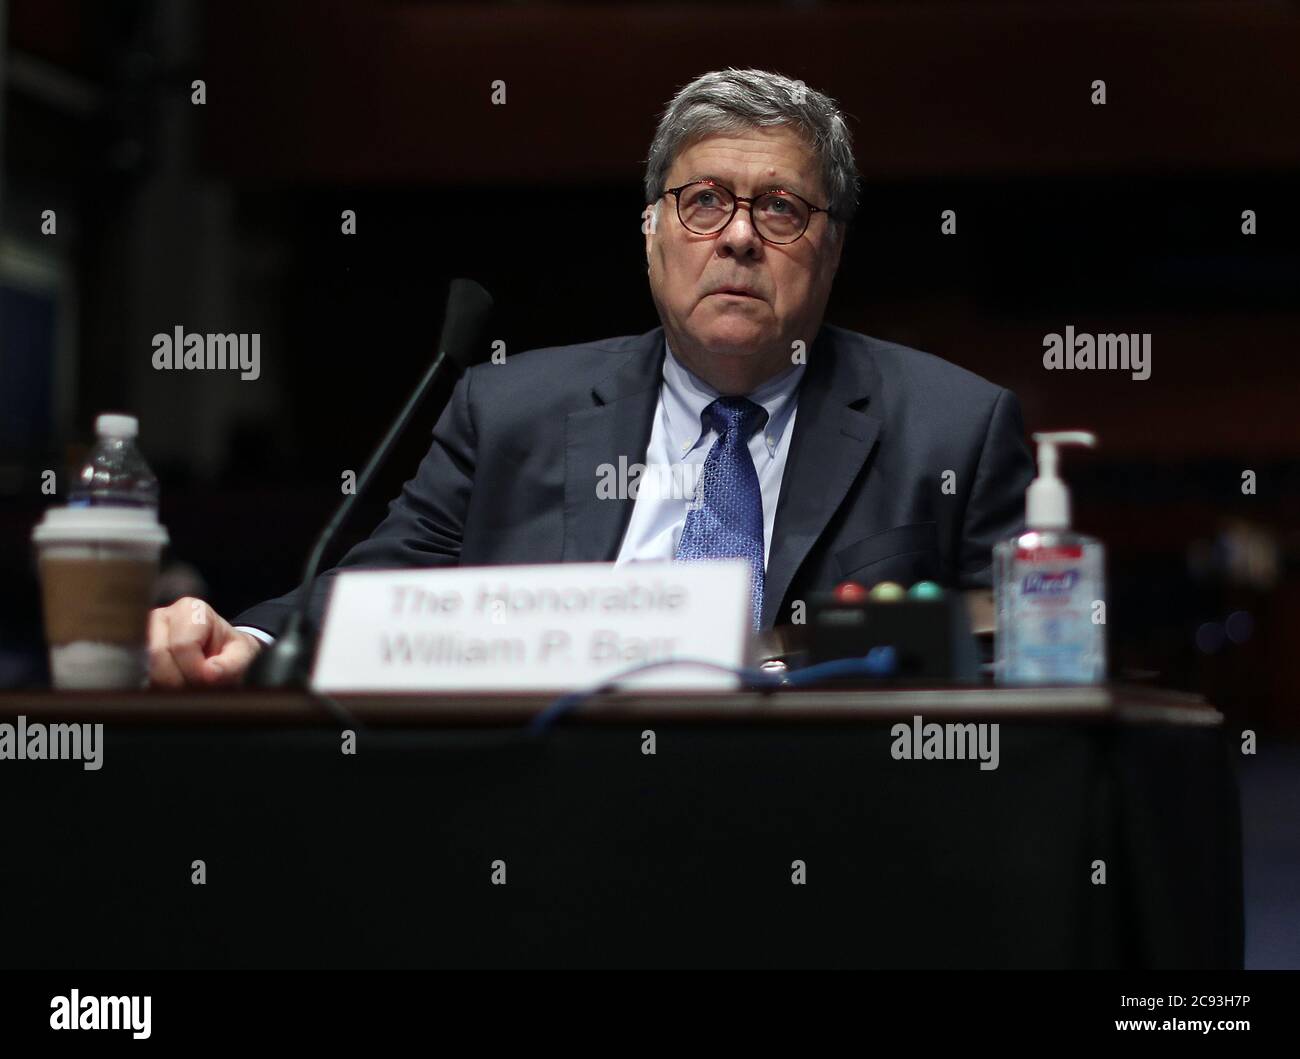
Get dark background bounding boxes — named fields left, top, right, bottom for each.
left=1, top=0, right=1298, bottom=734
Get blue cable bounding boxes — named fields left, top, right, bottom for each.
left=781, top=646, right=897, bottom=686
left=528, top=645, right=897, bottom=735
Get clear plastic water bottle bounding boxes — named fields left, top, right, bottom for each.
left=68, top=414, right=160, bottom=508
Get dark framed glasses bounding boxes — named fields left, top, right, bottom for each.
left=660, top=179, right=833, bottom=245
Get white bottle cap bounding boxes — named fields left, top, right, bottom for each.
left=95, top=413, right=139, bottom=439
left=1026, top=431, right=1096, bottom=530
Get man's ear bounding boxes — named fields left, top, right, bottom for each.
left=643, top=203, right=656, bottom=271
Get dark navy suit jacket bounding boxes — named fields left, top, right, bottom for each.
left=234, top=323, right=1034, bottom=636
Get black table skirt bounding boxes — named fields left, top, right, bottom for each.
left=0, top=717, right=1241, bottom=968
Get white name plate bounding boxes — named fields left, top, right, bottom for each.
left=310, top=561, right=751, bottom=693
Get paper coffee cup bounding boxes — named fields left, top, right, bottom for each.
left=32, top=506, right=169, bottom=690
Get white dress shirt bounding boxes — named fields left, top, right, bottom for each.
left=614, top=340, right=804, bottom=569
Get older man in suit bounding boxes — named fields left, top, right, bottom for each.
left=148, top=67, right=1033, bottom=687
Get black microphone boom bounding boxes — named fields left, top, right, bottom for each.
left=245, top=278, right=494, bottom=689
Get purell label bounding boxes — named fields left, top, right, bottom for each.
left=1022, top=570, right=1079, bottom=595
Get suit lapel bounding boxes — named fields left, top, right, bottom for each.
left=763, top=326, right=881, bottom=626
left=563, top=328, right=665, bottom=562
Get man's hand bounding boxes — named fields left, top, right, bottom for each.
left=147, top=597, right=264, bottom=688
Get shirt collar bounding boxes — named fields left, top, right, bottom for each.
left=661, top=338, right=805, bottom=461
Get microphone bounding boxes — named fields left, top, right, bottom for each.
left=245, top=278, right=494, bottom=689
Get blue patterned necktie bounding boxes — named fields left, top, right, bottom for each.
left=674, top=397, right=769, bottom=630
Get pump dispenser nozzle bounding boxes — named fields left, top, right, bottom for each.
left=1026, top=431, right=1096, bottom=530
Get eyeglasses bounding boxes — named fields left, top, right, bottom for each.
left=660, top=179, right=833, bottom=245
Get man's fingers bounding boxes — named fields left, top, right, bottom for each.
left=204, top=632, right=261, bottom=685
left=147, top=609, right=188, bottom=689
left=146, top=598, right=258, bottom=688
left=162, top=601, right=217, bottom=684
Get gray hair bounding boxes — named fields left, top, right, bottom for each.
left=644, top=68, right=860, bottom=228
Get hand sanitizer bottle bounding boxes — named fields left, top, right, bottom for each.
left=994, top=431, right=1106, bottom=685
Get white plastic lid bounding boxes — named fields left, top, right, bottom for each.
left=95, top=413, right=139, bottom=439
left=1026, top=431, right=1096, bottom=530
left=32, top=505, right=169, bottom=548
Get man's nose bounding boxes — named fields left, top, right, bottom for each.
left=717, top=202, right=763, bottom=255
